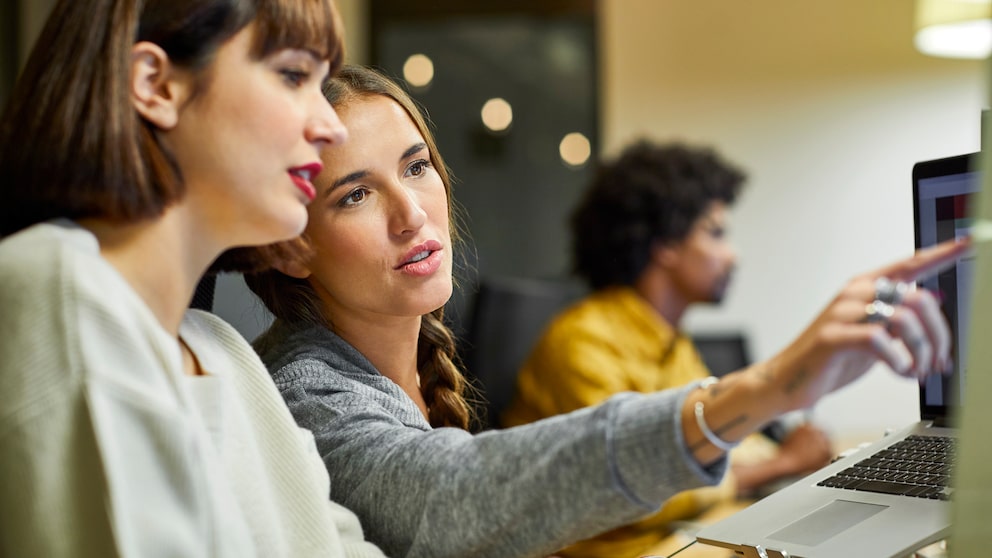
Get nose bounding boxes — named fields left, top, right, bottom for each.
left=389, top=186, right=427, bottom=237
left=306, top=95, right=348, bottom=147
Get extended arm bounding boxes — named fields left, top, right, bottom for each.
left=277, top=365, right=724, bottom=558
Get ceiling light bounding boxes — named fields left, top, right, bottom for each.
left=915, top=0, right=992, bottom=59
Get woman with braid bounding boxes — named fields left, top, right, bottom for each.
left=246, top=65, right=967, bottom=558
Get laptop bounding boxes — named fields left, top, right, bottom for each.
left=694, top=152, right=980, bottom=558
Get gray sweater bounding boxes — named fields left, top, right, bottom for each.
left=254, top=320, right=727, bottom=558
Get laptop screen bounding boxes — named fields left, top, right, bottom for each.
left=913, top=152, right=980, bottom=424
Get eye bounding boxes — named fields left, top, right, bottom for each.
left=407, top=159, right=432, bottom=178
left=280, top=68, right=310, bottom=87
left=338, top=187, right=369, bottom=207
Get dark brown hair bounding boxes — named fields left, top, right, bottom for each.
left=0, top=0, right=343, bottom=238
left=245, top=65, right=475, bottom=429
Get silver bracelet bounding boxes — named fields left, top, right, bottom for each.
left=694, top=377, right=740, bottom=452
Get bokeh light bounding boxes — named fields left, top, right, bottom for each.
left=480, top=98, right=513, bottom=132
left=403, top=54, right=435, bottom=88
left=559, top=132, right=591, bottom=167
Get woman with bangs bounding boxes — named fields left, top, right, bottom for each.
left=0, top=1, right=385, bottom=556
left=247, top=65, right=968, bottom=558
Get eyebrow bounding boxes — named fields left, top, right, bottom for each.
left=325, top=142, right=429, bottom=195
left=402, top=142, right=427, bottom=161
left=327, top=170, right=368, bottom=194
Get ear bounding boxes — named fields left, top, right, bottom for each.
left=650, top=240, right=681, bottom=270
left=272, top=258, right=312, bottom=280
left=130, top=41, right=189, bottom=130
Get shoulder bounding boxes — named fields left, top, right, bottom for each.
left=0, top=221, right=149, bottom=329
left=257, top=332, right=378, bottom=400
left=538, top=289, right=632, bottom=346
left=264, top=341, right=431, bottom=430
left=0, top=221, right=101, bottom=300
left=0, top=222, right=178, bottom=426
left=0, top=219, right=95, bottom=254
left=250, top=321, right=431, bottom=425
left=270, top=353, right=395, bottom=407
left=0, top=223, right=93, bottom=423
left=0, top=220, right=161, bottom=350
left=254, top=321, right=380, bottom=384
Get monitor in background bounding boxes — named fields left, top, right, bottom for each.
left=691, top=332, right=751, bottom=378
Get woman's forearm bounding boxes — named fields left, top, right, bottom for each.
left=681, top=360, right=792, bottom=466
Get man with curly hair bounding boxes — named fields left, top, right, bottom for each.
left=503, top=140, right=833, bottom=558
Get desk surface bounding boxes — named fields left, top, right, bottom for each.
left=637, top=501, right=747, bottom=558
left=637, top=501, right=948, bottom=558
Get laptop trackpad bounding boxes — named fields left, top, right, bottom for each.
left=768, top=500, right=888, bottom=546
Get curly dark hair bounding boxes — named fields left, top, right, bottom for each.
left=571, top=140, right=746, bottom=289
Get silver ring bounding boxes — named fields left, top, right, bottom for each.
left=863, top=299, right=896, bottom=324
left=874, top=277, right=910, bottom=305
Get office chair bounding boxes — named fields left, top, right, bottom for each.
left=190, top=274, right=216, bottom=312
left=461, top=275, right=585, bottom=430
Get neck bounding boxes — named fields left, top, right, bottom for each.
left=331, top=313, right=429, bottom=417
left=79, top=206, right=222, bottom=336
left=633, top=267, right=689, bottom=328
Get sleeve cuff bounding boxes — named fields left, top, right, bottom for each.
left=603, top=386, right=729, bottom=510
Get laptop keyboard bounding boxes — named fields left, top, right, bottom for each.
left=817, top=435, right=955, bottom=500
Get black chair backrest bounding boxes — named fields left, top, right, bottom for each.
left=461, top=276, right=585, bottom=430
left=190, top=274, right=216, bottom=312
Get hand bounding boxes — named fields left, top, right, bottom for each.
left=775, top=423, right=832, bottom=476
left=771, top=236, right=971, bottom=411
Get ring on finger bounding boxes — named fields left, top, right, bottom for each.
left=862, top=299, right=896, bottom=324
left=874, top=277, right=911, bottom=305
left=905, top=335, right=926, bottom=350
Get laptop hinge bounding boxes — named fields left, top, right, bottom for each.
left=741, top=543, right=791, bottom=558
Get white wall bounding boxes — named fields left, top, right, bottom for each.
left=600, top=0, right=987, bottom=443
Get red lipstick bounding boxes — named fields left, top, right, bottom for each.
left=289, top=162, right=323, bottom=202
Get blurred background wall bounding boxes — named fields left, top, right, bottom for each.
left=3, top=0, right=986, bottom=444
left=598, top=0, right=985, bottom=442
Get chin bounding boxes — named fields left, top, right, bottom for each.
left=419, top=281, right=453, bottom=315
left=706, top=289, right=729, bottom=305
left=261, top=205, right=309, bottom=244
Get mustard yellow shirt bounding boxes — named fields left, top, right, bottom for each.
left=503, top=286, right=745, bottom=558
